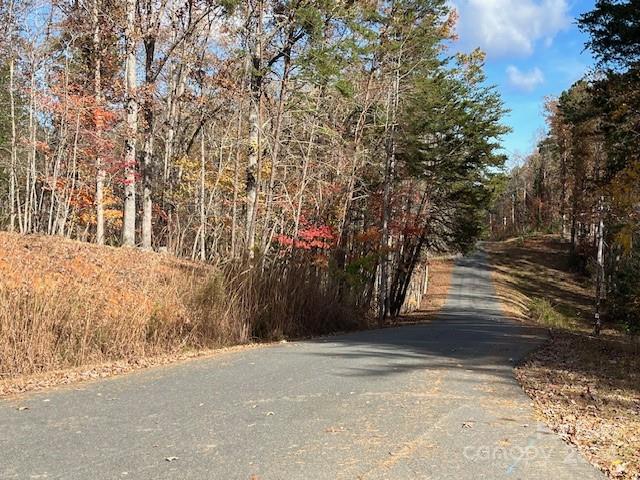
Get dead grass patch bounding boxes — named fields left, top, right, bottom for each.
left=0, top=232, right=215, bottom=379
left=486, top=235, right=594, bottom=324
left=0, top=233, right=368, bottom=397
left=420, top=258, right=455, bottom=315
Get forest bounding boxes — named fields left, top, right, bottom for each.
left=1, top=2, right=639, bottom=477
left=0, top=0, right=507, bottom=327
left=491, top=0, right=640, bottom=334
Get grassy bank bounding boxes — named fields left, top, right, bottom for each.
left=487, top=235, right=640, bottom=480
left=0, top=233, right=368, bottom=396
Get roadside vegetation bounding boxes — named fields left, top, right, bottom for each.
left=488, top=235, right=640, bottom=480
left=0, top=0, right=505, bottom=332
left=0, top=233, right=454, bottom=397
left=0, top=232, right=374, bottom=396
left=486, top=6, right=640, bottom=475
left=489, top=0, right=640, bottom=337
left=1, top=1, right=504, bottom=394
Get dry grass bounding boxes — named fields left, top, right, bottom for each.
left=487, top=235, right=640, bottom=480
left=0, top=233, right=368, bottom=396
left=486, top=235, right=594, bottom=324
left=0, top=233, right=215, bottom=379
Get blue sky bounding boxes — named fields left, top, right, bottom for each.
left=450, top=0, right=597, bottom=165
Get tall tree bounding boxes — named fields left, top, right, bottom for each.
left=122, top=0, right=138, bottom=246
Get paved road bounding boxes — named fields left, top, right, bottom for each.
left=1, top=251, right=603, bottom=479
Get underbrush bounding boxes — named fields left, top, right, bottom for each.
left=195, top=256, right=369, bottom=344
left=0, top=237, right=368, bottom=380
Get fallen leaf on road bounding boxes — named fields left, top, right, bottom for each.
left=165, top=457, right=179, bottom=462
left=16, top=406, right=29, bottom=411
left=325, top=426, right=345, bottom=433
left=462, top=422, right=474, bottom=429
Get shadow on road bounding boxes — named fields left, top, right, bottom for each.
left=301, top=250, right=547, bottom=384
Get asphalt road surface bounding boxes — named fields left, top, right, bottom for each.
left=0, top=250, right=604, bottom=479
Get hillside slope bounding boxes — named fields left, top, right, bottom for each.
left=0, top=233, right=457, bottom=397
left=0, top=233, right=232, bottom=393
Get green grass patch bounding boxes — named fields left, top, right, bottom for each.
left=529, top=297, right=576, bottom=330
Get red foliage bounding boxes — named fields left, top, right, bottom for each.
left=275, top=220, right=336, bottom=251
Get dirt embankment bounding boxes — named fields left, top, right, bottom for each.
left=487, top=235, right=640, bottom=480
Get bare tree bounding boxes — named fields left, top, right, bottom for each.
left=122, top=0, right=138, bottom=246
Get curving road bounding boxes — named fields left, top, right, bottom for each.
left=0, top=251, right=604, bottom=479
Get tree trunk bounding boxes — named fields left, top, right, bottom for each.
left=560, top=149, right=568, bottom=238
left=245, top=0, right=264, bottom=259
left=594, top=196, right=605, bottom=335
left=511, top=192, right=516, bottom=231
left=293, top=93, right=322, bottom=238
left=141, top=35, right=156, bottom=250
left=122, top=0, right=138, bottom=247
left=379, top=59, right=401, bottom=325
left=92, top=0, right=105, bottom=245
left=24, top=63, right=37, bottom=233
left=8, top=55, right=17, bottom=233
left=199, top=128, right=207, bottom=261
left=230, top=106, right=243, bottom=258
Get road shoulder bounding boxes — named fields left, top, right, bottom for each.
left=486, top=235, right=640, bottom=480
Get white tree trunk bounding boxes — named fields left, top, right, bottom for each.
left=8, top=56, right=17, bottom=233
left=141, top=129, right=153, bottom=249
left=199, top=129, right=206, bottom=261
left=595, top=196, right=605, bottom=335
left=122, top=0, right=138, bottom=247
left=245, top=0, right=264, bottom=259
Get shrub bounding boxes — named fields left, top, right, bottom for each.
left=215, top=253, right=370, bottom=341
left=0, top=247, right=370, bottom=379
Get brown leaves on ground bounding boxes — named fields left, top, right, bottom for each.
left=420, top=259, right=454, bottom=315
left=396, top=258, right=454, bottom=326
left=516, top=332, right=640, bottom=479
left=488, top=235, right=640, bottom=480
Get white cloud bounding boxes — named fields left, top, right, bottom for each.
left=451, top=0, right=571, bottom=57
left=506, top=66, right=545, bottom=91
